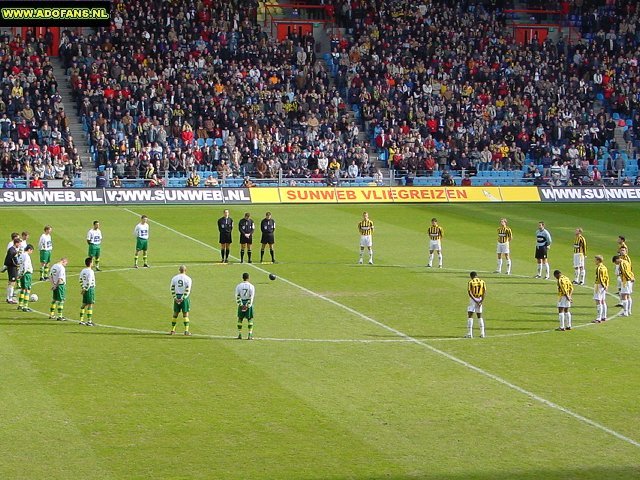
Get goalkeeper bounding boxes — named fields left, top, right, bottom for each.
left=235, top=272, right=256, bottom=340
left=170, top=265, right=192, bottom=336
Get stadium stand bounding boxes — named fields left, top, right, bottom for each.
left=0, top=0, right=638, bottom=188
left=0, top=31, right=82, bottom=187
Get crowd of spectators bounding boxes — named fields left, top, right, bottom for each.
left=63, top=0, right=375, bottom=187
left=0, top=31, right=81, bottom=186
left=327, top=0, right=639, bottom=185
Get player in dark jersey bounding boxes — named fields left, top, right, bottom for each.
left=260, top=212, right=276, bottom=263
left=217, top=209, right=233, bottom=263
left=238, top=212, right=255, bottom=263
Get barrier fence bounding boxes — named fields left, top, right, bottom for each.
left=2, top=186, right=640, bottom=206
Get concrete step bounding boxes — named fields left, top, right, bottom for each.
left=49, top=56, right=95, bottom=183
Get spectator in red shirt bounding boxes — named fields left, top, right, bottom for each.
left=29, top=174, right=44, bottom=189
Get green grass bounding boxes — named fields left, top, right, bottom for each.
left=1, top=203, right=639, bottom=479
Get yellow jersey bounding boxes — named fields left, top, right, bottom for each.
left=497, top=226, right=512, bottom=243
left=428, top=225, right=443, bottom=240
left=619, top=259, right=635, bottom=283
left=358, top=219, right=374, bottom=236
left=573, top=234, right=587, bottom=254
left=595, top=263, right=609, bottom=287
left=557, top=274, right=574, bottom=298
left=468, top=278, right=486, bottom=299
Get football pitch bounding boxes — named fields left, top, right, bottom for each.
left=1, top=202, right=639, bottom=479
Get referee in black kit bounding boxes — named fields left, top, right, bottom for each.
left=260, top=212, right=276, bottom=263
left=218, top=209, right=233, bottom=263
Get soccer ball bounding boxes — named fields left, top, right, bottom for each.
left=29, top=293, right=39, bottom=302
left=269, top=273, right=276, bottom=281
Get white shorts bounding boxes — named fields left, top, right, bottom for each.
left=467, top=298, right=483, bottom=314
left=593, top=284, right=607, bottom=301
left=573, top=253, right=585, bottom=268
left=360, top=235, right=372, bottom=248
left=557, top=296, right=571, bottom=308
left=429, top=239, right=441, bottom=251
left=621, top=281, right=634, bottom=295
left=496, top=242, right=510, bottom=255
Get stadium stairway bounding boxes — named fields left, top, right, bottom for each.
left=50, top=57, right=94, bottom=185
left=614, top=124, right=633, bottom=155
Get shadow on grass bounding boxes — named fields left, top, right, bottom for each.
left=64, top=330, right=232, bottom=341
left=319, top=466, right=640, bottom=480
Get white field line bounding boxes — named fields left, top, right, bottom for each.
left=118, top=208, right=640, bottom=449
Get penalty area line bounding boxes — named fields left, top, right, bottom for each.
left=123, top=209, right=640, bottom=449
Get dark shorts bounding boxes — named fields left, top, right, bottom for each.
left=535, top=246, right=548, bottom=260
left=240, top=234, right=253, bottom=245
left=7, top=266, right=17, bottom=282
left=219, top=232, right=232, bottom=244
left=261, top=233, right=275, bottom=245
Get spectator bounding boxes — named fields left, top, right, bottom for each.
left=204, top=175, right=219, bottom=187
left=241, top=176, right=256, bottom=188
left=96, top=171, right=108, bottom=188
left=3, top=176, right=16, bottom=188
left=29, top=174, right=45, bottom=189
left=112, top=176, right=123, bottom=188
left=186, top=170, right=200, bottom=187
left=61, top=175, right=73, bottom=188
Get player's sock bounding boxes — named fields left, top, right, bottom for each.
left=247, top=250, right=252, bottom=262
left=369, top=249, right=373, bottom=263
left=240, top=250, right=245, bottom=262
left=95, top=258, right=100, bottom=269
left=602, top=302, right=608, bottom=320
left=143, top=253, right=148, bottom=265
left=6, top=285, right=12, bottom=300
left=270, top=249, right=275, bottom=262
left=596, top=303, right=602, bottom=320
left=237, top=321, right=243, bottom=335
left=183, top=321, right=189, bottom=333
left=627, top=297, right=633, bottom=315
left=80, top=307, right=85, bottom=322
left=497, top=259, right=502, bottom=273
left=506, top=259, right=512, bottom=274
left=248, top=321, right=253, bottom=337
left=467, top=318, right=473, bottom=336
left=428, top=253, right=434, bottom=267
left=86, top=307, right=92, bottom=323
left=221, top=250, right=225, bottom=262
left=438, top=253, right=442, bottom=267
left=40, top=265, right=45, bottom=279
left=134, top=255, right=138, bottom=267
left=544, top=263, right=550, bottom=278
left=226, top=248, right=231, bottom=261
left=171, top=321, right=177, bottom=332
left=44, top=265, right=49, bottom=278
left=574, top=269, right=579, bottom=282
left=536, top=264, right=542, bottom=276
left=580, top=269, right=586, bottom=284
left=558, top=312, right=565, bottom=329
left=260, top=250, right=264, bottom=262
left=50, top=302, right=56, bottom=317
left=57, top=302, right=64, bottom=317
left=565, top=312, right=572, bottom=328
left=479, top=318, right=485, bottom=337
